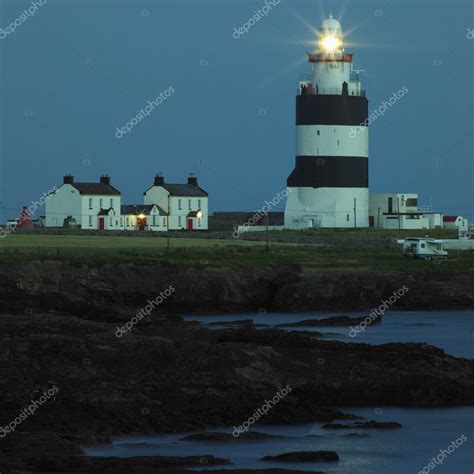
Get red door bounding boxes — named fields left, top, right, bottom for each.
left=187, top=218, right=193, bottom=231
left=99, top=218, right=105, bottom=230
left=137, top=217, right=146, bottom=231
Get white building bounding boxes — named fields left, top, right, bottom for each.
left=285, top=16, right=369, bottom=229
left=45, top=175, right=122, bottom=230
left=369, top=193, right=443, bottom=230
left=144, top=173, right=208, bottom=230
left=121, top=204, right=168, bottom=232
left=443, top=215, right=468, bottom=230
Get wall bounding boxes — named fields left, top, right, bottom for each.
left=45, top=184, right=81, bottom=228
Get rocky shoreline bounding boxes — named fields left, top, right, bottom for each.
left=0, top=261, right=473, bottom=317
left=1, top=308, right=473, bottom=472
left=0, top=261, right=473, bottom=472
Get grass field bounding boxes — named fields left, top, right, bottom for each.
left=0, top=233, right=473, bottom=270
left=0, top=234, right=266, bottom=249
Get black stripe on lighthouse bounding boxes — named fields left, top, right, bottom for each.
left=296, top=95, right=368, bottom=126
left=287, top=156, right=368, bottom=188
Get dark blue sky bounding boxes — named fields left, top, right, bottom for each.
left=1, top=0, right=473, bottom=221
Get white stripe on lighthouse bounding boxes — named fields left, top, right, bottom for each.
left=296, top=125, right=368, bottom=157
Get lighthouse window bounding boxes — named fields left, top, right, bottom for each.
left=317, top=130, right=320, bottom=135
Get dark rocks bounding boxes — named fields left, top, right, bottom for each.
left=0, top=262, right=474, bottom=472
left=262, top=450, right=339, bottom=462
left=208, top=319, right=255, bottom=326
left=90, top=455, right=231, bottom=466
left=1, top=261, right=473, bottom=316
left=322, top=421, right=402, bottom=429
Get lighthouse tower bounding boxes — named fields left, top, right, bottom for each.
left=284, top=15, right=369, bottom=228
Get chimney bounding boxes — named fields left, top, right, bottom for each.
left=188, top=173, right=198, bottom=186
left=100, top=175, right=111, bottom=185
left=154, top=173, right=165, bottom=186
left=63, top=175, right=74, bottom=184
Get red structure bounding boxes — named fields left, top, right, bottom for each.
left=18, top=207, right=33, bottom=228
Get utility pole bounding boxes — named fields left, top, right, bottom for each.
left=353, top=198, right=357, bottom=228
left=265, top=211, right=269, bottom=252
left=397, top=197, right=401, bottom=232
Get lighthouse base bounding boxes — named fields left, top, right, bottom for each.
left=284, top=187, right=369, bottom=229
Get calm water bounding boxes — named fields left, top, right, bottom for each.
left=85, top=407, right=474, bottom=473
left=185, top=311, right=474, bottom=359
left=87, top=312, right=474, bottom=472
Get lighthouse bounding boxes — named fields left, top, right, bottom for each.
left=284, top=15, right=369, bottom=229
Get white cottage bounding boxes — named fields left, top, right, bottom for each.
left=443, top=216, right=468, bottom=230
left=121, top=204, right=168, bottom=232
left=144, top=173, right=208, bottom=231
left=45, top=175, right=122, bottom=229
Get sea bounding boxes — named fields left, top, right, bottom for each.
left=86, top=311, right=474, bottom=473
